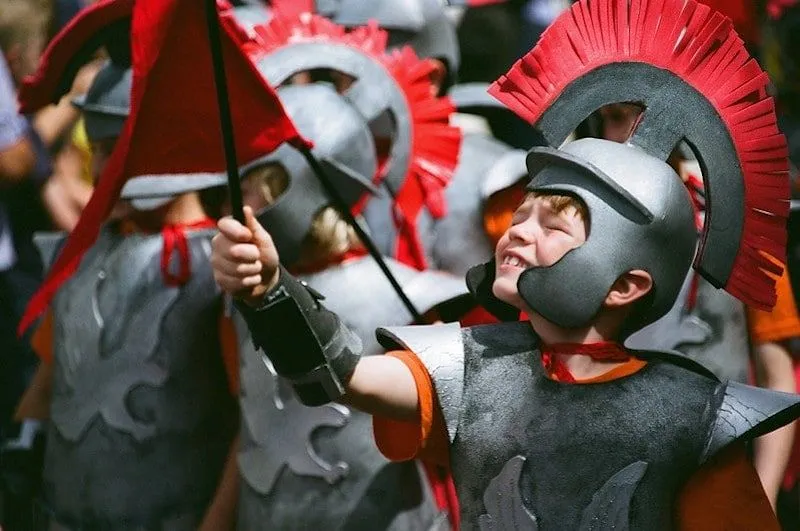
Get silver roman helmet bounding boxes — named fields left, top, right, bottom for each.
left=467, top=0, right=790, bottom=335
left=72, top=61, right=130, bottom=143
left=244, top=12, right=461, bottom=265
left=245, top=83, right=378, bottom=267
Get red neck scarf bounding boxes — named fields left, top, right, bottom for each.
left=541, top=341, right=631, bottom=383
left=159, top=218, right=217, bottom=286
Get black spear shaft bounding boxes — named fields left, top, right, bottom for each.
left=299, top=148, right=424, bottom=322
left=203, top=0, right=245, bottom=224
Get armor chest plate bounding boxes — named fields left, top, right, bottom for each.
left=234, top=313, right=442, bottom=530
left=43, top=228, right=237, bottom=527
left=451, top=324, right=718, bottom=530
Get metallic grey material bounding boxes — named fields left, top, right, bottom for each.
left=701, top=381, right=800, bottom=464
left=626, top=273, right=750, bottom=383
left=43, top=227, right=237, bottom=528
left=376, top=322, right=464, bottom=442
left=324, top=0, right=460, bottom=88
left=300, top=256, right=470, bottom=355
left=234, top=315, right=444, bottom=530
left=481, top=149, right=528, bottom=200
left=234, top=313, right=351, bottom=494
left=518, top=138, right=697, bottom=334
left=255, top=41, right=412, bottom=197
left=32, top=232, right=67, bottom=273
left=578, top=461, right=648, bottom=531
left=439, top=321, right=788, bottom=528
left=72, top=61, right=130, bottom=142
left=421, top=133, right=525, bottom=276
left=247, top=84, right=378, bottom=266
left=478, top=456, right=538, bottom=531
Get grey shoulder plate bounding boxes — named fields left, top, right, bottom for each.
left=33, top=231, right=68, bottom=273
left=701, top=381, right=800, bottom=463
left=376, top=323, right=464, bottom=442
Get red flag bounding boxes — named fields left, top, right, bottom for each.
left=18, top=0, right=310, bottom=334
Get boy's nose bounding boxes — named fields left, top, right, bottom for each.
left=507, top=220, right=538, bottom=244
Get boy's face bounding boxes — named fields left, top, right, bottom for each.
left=492, top=194, right=588, bottom=309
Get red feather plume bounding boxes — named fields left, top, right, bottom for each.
left=489, top=0, right=789, bottom=310
left=244, top=12, right=462, bottom=269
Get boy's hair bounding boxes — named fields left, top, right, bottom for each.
left=530, top=191, right=589, bottom=221
left=0, top=0, right=50, bottom=55
left=246, top=163, right=364, bottom=269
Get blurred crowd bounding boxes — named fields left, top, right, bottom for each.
left=1, top=0, right=800, bottom=529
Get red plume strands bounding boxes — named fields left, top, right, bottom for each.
left=490, top=0, right=789, bottom=310
left=244, top=12, right=461, bottom=269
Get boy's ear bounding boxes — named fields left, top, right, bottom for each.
left=604, top=270, right=653, bottom=308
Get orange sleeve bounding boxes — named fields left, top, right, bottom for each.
left=748, top=260, right=800, bottom=344
left=30, top=310, right=55, bottom=364
left=218, top=313, right=240, bottom=396
left=677, top=443, right=779, bottom=531
left=372, top=350, right=450, bottom=466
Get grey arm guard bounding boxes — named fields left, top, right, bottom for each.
left=236, top=266, right=362, bottom=406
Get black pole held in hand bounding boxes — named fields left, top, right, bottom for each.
left=203, top=0, right=245, bottom=224
left=299, top=148, right=424, bottom=322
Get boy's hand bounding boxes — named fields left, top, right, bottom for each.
left=212, top=206, right=280, bottom=305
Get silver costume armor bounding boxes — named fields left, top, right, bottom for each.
left=245, top=84, right=378, bottom=266
left=378, top=321, right=800, bottom=530
left=246, top=12, right=461, bottom=262
left=233, top=314, right=445, bottom=531
left=41, top=228, right=237, bottom=529
left=298, top=255, right=471, bottom=354
left=232, top=84, right=460, bottom=528
left=627, top=272, right=750, bottom=383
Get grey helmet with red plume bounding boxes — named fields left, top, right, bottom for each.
left=467, top=0, right=790, bottom=335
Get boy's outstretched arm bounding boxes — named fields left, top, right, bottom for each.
left=212, top=207, right=419, bottom=422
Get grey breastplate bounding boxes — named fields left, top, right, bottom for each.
left=297, top=256, right=469, bottom=355
left=43, top=228, right=237, bottom=529
left=451, top=323, right=718, bottom=530
left=233, top=312, right=443, bottom=531
left=626, top=272, right=749, bottom=383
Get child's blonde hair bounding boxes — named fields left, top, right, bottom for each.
left=246, top=163, right=364, bottom=269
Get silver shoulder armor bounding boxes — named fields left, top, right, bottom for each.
left=376, top=322, right=464, bottom=442
left=701, top=381, right=800, bottom=463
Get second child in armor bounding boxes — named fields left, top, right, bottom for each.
left=226, top=83, right=467, bottom=529
left=14, top=61, right=240, bottom=530
left=213, top=0, right=800, bottom=528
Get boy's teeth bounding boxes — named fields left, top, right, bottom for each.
left=504, top=256, right=523, bottom=267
